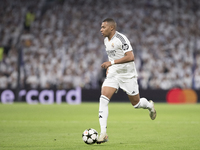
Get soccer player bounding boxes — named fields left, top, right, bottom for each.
left=97, top=18, right=157, bottom=144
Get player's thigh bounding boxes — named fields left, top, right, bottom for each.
left=119, top=78, right=139, bottom=96
left=119, top=78, right=140, bottom=105
left=101, top=78, right=119, bottom=100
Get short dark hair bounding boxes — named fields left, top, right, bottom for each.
left=103, top=18, right=115, bottom=23
left=102, top=18, right=117, bottom=29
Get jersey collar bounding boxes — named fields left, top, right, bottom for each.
left=110, top=31, right=118, bottom=41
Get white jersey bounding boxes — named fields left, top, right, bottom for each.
left=104, top=31, right=138, bottom=81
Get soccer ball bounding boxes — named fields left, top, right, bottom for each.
left=82, top=128, right=98, bottom=144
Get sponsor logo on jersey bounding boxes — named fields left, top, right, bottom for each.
left=107, top=50, right=116, bottom=57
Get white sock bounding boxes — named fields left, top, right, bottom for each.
left=134, top=97, right=153, bottom=110
left=99, top=95, right=109, bottom=134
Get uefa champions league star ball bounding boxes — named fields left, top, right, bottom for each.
left=82, top=128, right=98, bottom=144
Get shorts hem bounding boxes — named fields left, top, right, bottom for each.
left=126, top=91, right=139, bottom=96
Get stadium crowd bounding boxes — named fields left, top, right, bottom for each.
left=0, top=0, right=200, bottom=90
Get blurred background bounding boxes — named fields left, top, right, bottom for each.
left=0, top=0, right=200, bottom=102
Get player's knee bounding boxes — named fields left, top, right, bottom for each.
left=101, top=90, right=109, bottom=98
left=128, top=94, right=140, bottom=106
left=101, top=93, right=111, bottom=100
left=131, top=100, right=139, bottom=106
left=101, top=87, right=116, bottom=100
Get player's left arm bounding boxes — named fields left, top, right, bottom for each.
left=114, top=51, right=134, bottom=64
left=101, top=51, right=134, bottom=69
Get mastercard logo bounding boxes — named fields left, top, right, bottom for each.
left=166, top=88, right=198, bottom=103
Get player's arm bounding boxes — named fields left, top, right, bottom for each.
left=101, top=51, right=134, bottom=69
left=114, top=51, right=134, bottom=64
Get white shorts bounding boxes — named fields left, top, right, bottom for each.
left=102, top=77, right=139, bottom=96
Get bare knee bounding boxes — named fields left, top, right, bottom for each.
left=101, top=86, right=117, bottom=100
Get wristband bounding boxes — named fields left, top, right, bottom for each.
left=111, top=60, right=115, bottom=65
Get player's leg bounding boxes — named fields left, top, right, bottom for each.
left=128, top=94, right=156, bottom=120
left=128, top=94, right=150, bottom=108
left=99, top=86, right=116, bottom=134
left=97, top=77, right=118, bottom=144
left=128, top=93, right=151, bottom=108
left=97, top=86, right=116, bottom=144
left=120, top=78, right=156, bottom=120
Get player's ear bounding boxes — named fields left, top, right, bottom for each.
left=110, top=25, right=114, bottom=31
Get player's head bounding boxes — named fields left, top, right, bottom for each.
left=100, top=18, right=117, bottom=39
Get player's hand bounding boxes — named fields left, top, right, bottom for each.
left=101, top=61, right=111, bottom=69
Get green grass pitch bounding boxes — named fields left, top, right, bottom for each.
left=0, top=102, right=200, bottom=150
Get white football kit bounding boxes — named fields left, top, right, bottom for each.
left=102, top=31, right=139, bottom=96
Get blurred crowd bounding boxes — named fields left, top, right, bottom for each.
left=0, top=0, right=200, bottom=90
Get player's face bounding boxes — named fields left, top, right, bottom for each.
left=100, top=22, right=111, bottom=37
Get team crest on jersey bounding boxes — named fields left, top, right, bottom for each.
left=111, top=43, right=114, bottom=48
left=122, top=43, right=129, bottom=51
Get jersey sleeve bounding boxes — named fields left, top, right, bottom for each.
left=117, top=35, right=133, bottom=54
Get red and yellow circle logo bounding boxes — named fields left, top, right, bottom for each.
left=166, top=88, right=198, bottom=104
